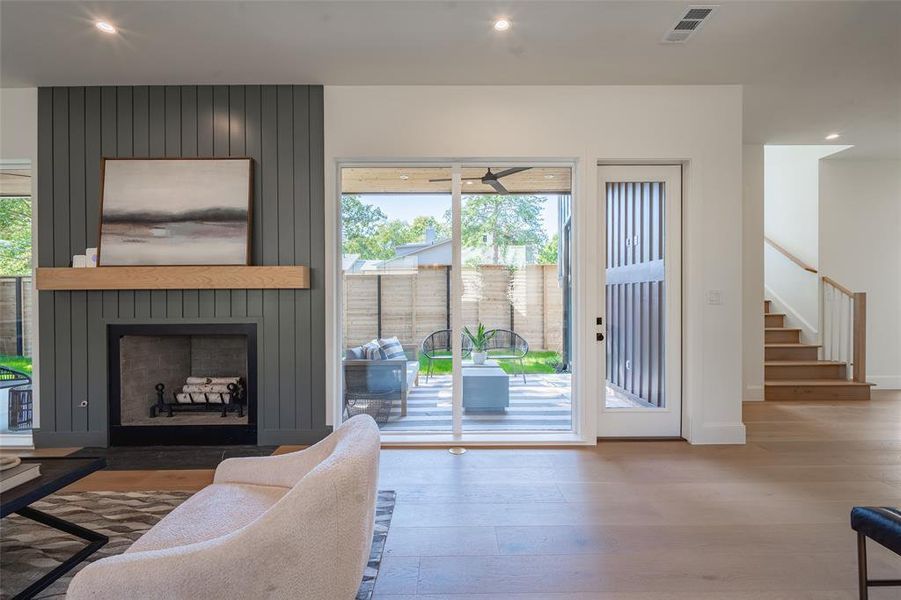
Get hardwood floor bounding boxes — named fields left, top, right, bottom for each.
left=15, top=390, right=901, bottom=598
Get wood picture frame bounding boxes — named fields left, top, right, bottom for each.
left=97, top=157, right=254, bottom=266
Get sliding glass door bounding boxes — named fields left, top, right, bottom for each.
left=338, top=163, right=575, bottom=439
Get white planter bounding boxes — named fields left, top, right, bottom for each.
left=472, top=351, right=487, bottom=365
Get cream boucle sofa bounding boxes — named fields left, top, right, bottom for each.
left=67, top=415, right=381, bottom=600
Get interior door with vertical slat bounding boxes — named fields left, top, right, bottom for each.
left=597, top=165, right=681, bottom=438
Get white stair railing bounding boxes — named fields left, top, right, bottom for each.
left=820, top=276, right=866, bottom=382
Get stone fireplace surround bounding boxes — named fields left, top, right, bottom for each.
left=108, top=323, right=258, bottom=446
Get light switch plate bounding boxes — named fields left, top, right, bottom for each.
left=706, top=290, right=724, bottom=305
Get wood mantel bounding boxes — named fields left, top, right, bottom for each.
left=35, top=266, right=309, bottom=291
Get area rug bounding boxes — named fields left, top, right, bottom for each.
left=0, top=489, right=396, bottom=600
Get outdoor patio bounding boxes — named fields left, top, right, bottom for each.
left=379, top=373, right=572, bottom=432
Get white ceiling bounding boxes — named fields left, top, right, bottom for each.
left=1, top=1, right=899, bottom=158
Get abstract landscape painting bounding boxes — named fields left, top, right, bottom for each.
left=98, top=158, right=252, bottom=266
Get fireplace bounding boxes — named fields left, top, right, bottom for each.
left=108, top=323, right=257, bottom=446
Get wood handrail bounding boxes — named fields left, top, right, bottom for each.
left=822, top=275, right=854, bottom=297
left=764, top=237, right=818, bottom=274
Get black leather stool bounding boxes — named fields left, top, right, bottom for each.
left=850, top=506, right=901, bottom=599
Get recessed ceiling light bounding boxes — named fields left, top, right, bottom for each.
left=494, top=19, right=511, bottom=32
left=95, top=21, right=117, bottom=34
left=399, top=174, right=409, bottom=180
left=825, top=132, right=841, bottom=140
left=544, top=174, right=555, bottom=179
left=465, top=180, right=474, bottom=185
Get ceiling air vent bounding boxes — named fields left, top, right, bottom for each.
left=661, top=5, right=718, bottom=44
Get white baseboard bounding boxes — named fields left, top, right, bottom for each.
left=764, top=285, right=818, bottom=344
left=869, top=375, right=901, bottom=390
left=688, top=422, right=746, bottom=445
left=744, top=384, right=764, bottom=401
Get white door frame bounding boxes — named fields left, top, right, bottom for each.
left=595, top=165, right=683, bottom=438
left=330, top=158, right=594, bottom=445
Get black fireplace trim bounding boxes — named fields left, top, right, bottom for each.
left=107, top=323, right=258, bottom=446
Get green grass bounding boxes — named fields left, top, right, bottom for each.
left=418, top=350, right=562, bottom=375
left=0, top=355, right=32, bottom=375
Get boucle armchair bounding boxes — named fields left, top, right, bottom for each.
left=66, top=415, right=381, bottom=600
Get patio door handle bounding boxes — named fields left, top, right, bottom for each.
left=596, top=332, right=605, bottom=342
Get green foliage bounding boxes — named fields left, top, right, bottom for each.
left=462, top=323, right=496, bottom=352
left=537, top=233, right=559, bottom=265
left=342, top=195, right=455, bottom=261
left=0, top=197, right=32, bottom=276
left=341, top=194, right=549, bottom=264
left=461, top=195, right=546, bottom=263
left=341, top=195, right=387, bottom=258
left=0, top=355, right=32, bottom=375
left=418, top=350, right=561, bottom=375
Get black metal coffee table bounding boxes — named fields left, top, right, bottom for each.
left=1, top=457, right=107, bottom=600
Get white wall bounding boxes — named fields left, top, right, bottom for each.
left=325, top=85, right=745, bottom=444
left=820, top=159, right=901, bottom=389
left=742, top=145, right=764, bottom=400
left=764, top=145, right=848, bottom=342
left=0, top=88, right=37, bottom=161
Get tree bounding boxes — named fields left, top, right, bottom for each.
left=460, top=194, right=547, bottom=263
left=537, top=233, right=559, bottom=265
left=341, top=195, right=386, bottom=258
left=0, top=197, right=32, bottom=276
left=408, top=215, right=450, bottom=242
left=368, top=220, right=420, bottom=260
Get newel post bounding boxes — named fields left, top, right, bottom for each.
left=852, top=292, right=867, bottom=383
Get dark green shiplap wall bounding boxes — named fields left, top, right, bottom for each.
left=35, top=85, right=327, bottom=447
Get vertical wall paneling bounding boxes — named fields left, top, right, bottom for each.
left=260, top=86, right=279, bottom=431
left=85, top=88, right=105, bottom=433
left=51, top=88, right=72, bottom=434
left=35, top=85, right=326, bottom=447
left=276, top=86, right=297, bottom=429
left=69, top=88, right=88, bottom=432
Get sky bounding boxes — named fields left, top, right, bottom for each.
left=356, top=193, right=561, bottom=238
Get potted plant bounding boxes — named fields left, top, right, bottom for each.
left=463, top=323, right=495, bottom=365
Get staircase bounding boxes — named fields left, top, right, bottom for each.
left=763, top=300, right=872, bottom=401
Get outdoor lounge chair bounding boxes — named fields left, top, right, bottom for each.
left=485, top=329, right=529, bottom=383
left=343, top=343, right=419, bottom=420
left=420, top=329, right=472, bottom=382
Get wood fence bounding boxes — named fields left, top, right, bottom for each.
left=0, top=277, right=33, bottom=357
left=343, top=264, right=563, bottom=352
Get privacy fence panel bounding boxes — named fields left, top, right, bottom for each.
left=343, top=265, right=563, bottom=353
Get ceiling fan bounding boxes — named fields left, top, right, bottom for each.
left=429, top=167, right=531, bottom=194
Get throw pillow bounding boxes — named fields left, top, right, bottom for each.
left=362, top=340, right=383, bottom=360
left=378, top=336, right=407, bottom=360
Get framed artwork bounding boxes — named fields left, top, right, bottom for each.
left=97, top=158, right=253, bottom=266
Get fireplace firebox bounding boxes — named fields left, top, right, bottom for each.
left=108, top=323, right=258, bottom=446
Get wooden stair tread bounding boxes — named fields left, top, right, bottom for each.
left=765, top=327, right=801, bottom=332
left=764, top=312, right=786, bottom=317
left=764, top=360, right=845, bottom=366
left=765, top=343, right=821, bottom=348
left=764, top=380, right=873, bottom=387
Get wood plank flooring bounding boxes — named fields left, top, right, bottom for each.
left=12, top=390, right=901, bottom=598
